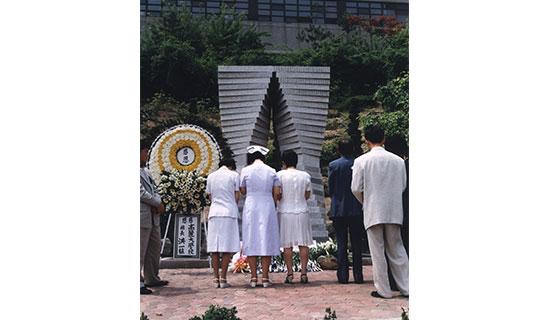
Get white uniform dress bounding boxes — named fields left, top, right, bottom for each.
left=277, top=168, right=314, bottom=247
left=240, top=160, right=281, bottom=256
left=205, top=166, right=241, bottom=253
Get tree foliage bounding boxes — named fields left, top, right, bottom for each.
left=374, top=71, right=409, bottom=112
left=140, top=93, right=232, bottom=159
left=359, top=72, right=409, bottom=141
left=271, top=25, right=408, bottom=105
left=141, top=5, right=270, bottom=102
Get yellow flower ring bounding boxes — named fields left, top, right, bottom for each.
left=168, top=139, right=202, bottom=172
left=147, top=124, right=221, bottom=184
left=158, top=129, right=212, bottom=172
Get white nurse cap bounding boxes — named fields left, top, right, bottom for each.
left=247, top=145, right=269, bottom=156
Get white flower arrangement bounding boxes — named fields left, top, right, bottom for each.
left=156, top=169, right=210, bottom=214
left=147, top=124, right=220, bottom=185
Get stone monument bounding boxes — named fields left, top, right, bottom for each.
left=218, top=66, right=330, bottom=241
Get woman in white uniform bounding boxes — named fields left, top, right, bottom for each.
left=240, top=145, right=281, bottom=288
left=205, top=158, right=240, bottom=288
left=276, top=150, right=314, bottom=284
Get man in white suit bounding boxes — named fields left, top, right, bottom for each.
left=140, top=141, right=168, bottom=294
left=351, top=126, right=408, bottom=299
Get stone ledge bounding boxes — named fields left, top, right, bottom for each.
left=160, top=257, right=210, bottom=269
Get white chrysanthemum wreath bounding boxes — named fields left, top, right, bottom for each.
left=147, top=124, right=221, bottom=184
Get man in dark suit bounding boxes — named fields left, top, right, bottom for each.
left=140, top=141, right=168, bottom=294
left=328, top=139, right=364, bottom=284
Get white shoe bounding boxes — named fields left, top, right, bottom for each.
left=262, top=278, right=272, bottom=288
left=219, top=279, right=230, bottom=289
left=250, top=278, right=257, bottom=288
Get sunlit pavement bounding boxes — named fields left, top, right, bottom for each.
left=141, top=266, right=408, bottom=320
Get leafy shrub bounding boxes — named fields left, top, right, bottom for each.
left=324, top=307, right=337, bottom=320
left=374, top=72, right=409, bottom=113
left=359, top=109, right=408, bottom=142
left=188, top=305, right=240, bottom=320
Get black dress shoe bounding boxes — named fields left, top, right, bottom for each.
left=371, top=291, right=390, bottom=299
left=354, top=279, right=364, bottom=284
left=141, top=287, right=153, bottom=295
left=145, top=280, right=169, bottom=287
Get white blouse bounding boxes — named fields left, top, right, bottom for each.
left=277, top=168, right=311, bottom=214
left=205, top=166, right=240, bottom=219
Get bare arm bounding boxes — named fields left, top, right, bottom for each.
left=273, top=186, right=282, bottom=202
left=234, top=191, right=240, bottom=203
left=240, top=187, right=246, bottom=195
left=305, top=190, right=311, bottom=200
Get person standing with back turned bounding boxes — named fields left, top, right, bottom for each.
left=351, top=126, right=409, bottom=299
left=328, top=139, right=364, bottom=284
left=240, top=145, right=282, bottom=288
left=205, top=158, right=241, bottom=289
left=277, top=150, right=314, bottom=284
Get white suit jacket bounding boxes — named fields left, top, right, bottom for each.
left=351, top=146, right=407, bottom=230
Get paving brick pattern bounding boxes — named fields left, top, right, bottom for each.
left=141, top=266, right=408, bottom=320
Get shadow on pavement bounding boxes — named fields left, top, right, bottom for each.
left=153, top=286, right=198, bottom=297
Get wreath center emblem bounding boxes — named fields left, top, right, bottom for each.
left=176, top=147, right=195, bottom=166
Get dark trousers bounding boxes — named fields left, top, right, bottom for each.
left=332, top=215, right=364, bottom=283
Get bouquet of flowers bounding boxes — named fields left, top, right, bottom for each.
left=232, top=255, right=249, bottom=273
left=309, top=238, right=339, bottom=270
left=309, top=238, right=337, bottom=262
left=156, top=169, right=210, bottom=214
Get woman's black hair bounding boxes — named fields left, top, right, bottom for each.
left=247, top=151, right=265, bottom=165
left=281, top=150, right=298, bottom=167
left=219, top=158, right=236, bottom=170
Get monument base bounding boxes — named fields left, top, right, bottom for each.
left=160, top=257, right=210, bottom=269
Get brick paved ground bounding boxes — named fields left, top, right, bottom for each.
left=141, top=266, right=408, bottom=320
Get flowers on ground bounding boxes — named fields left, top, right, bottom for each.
left=228, top=240, right=339, bottom=273
left=232, top=255, right=249, bottom=273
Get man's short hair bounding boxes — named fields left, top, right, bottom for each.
left=338, top=139, right=354, bottom=156
left=364, top=125, right=385, bottom=144
left=220, top=158, right=236, bottom=170
left=281, top=150, right=298, bottom=167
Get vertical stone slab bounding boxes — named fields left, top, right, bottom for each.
left=218, top=66, right=274, bottom=169
left=275, top=66, right=330, bottom=241
left=217, top=65, right=330, bottom=241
